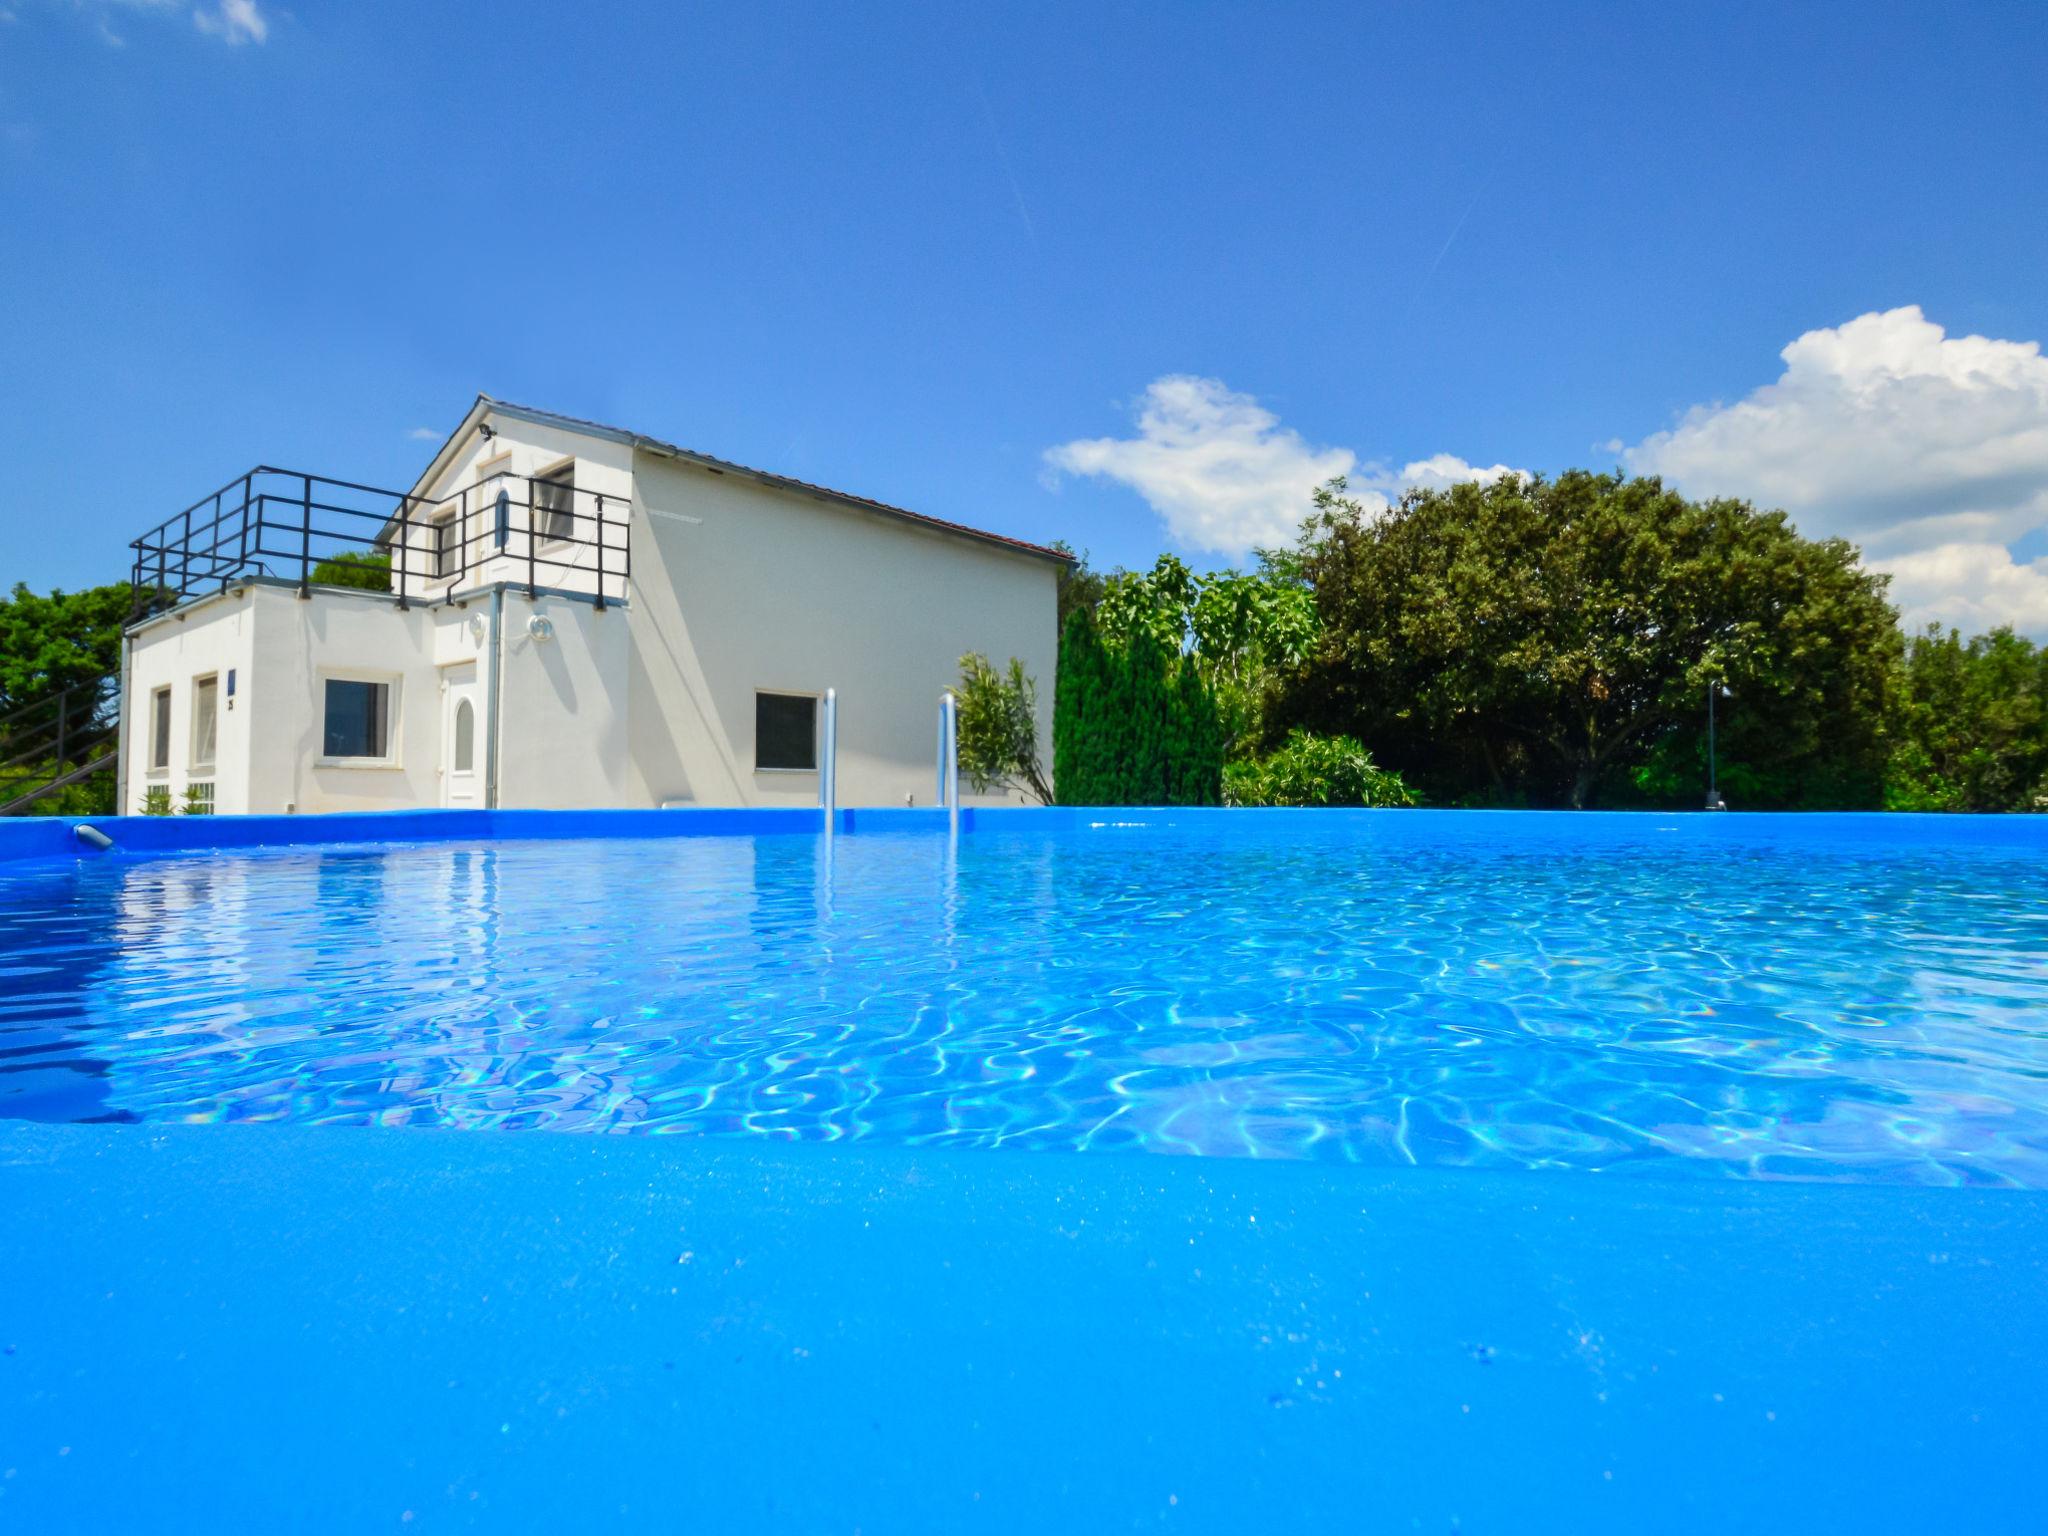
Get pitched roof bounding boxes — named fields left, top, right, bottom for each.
left=403, top=395, right=1072, bottom=566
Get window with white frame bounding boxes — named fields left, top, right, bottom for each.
left=149, top=685, right=172, bottom=772
left=452, top=697, right=476, bottom=773
left=755, top=691, right=818, bottom=772
left=534, top=464, right=576, bottom=543
left=322, top=678, right=393, bottom=761
left=190, top=674, right=219, bottom=772
left=430, top=514, right=460, bottom=581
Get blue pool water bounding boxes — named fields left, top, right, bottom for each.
left=3, top=811, right=2045, bottom=1186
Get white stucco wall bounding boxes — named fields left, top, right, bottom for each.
left=121, top=588, right=259, bottom=814
left=123, top=583, right=617, bottom=814
left=492, top=591, right=634, bottom=809
left=623, top=450, right=1061, bottom=809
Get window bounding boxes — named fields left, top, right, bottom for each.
left=755, top=691, right=817, bottom=771
left=430, top=515, right=460, bottom=581
left=534, top=464, right=576, bottom=543
left=323, top=679, right=391, bottom=760
left=149, top=686, right=172, bottom=772
left=452, top=699, right=475, bottom=773
left=191, top=674, right=218, bottom=771
left=493, top=488, right=511, bottom=551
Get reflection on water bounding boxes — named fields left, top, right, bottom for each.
left=3, top=817, right=2046, bottom=1186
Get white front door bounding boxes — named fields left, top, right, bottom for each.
left=441, top=662, right=481, bottom=808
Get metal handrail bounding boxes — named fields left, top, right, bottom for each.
left=129, top=466, right=631, bottom=607
left=937, top=691, right=959, bottom=831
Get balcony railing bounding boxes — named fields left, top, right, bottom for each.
left=129, top=466, right=631, bottom=609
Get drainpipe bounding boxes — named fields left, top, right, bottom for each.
left=484, top=584, right=504, bottom=810
left=116, top=628, right=133, bottom=815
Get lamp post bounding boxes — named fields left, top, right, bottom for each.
left=1705, top=682, right=1730, bottom=811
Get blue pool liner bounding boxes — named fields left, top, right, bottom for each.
left=5, top=803, right=2047, bottom=864
left=1, top=1120, right=2041, bottom=1532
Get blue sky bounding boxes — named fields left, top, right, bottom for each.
left=4, top=1, right=2047, bottom=631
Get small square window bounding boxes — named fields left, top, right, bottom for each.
left=755, top=692, right=817, bottom=771
left=323, top=679, right=391, bottom=760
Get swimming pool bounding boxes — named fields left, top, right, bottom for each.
left=5, top=808, right=2044, bottom=1187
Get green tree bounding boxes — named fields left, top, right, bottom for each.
left=1171, top=658, right=1224, bottom=805
left=955, top=652, right=1053, bottom=804
left=1122, top=629, right=1173, bottom=804
left=1274, top=472, right=1900, bottom=809
left=310, top=550, right=393, bottom=591
left=0, top=581, right=138, bottom=712
left=1885, top=625, right=2048, bottom=811
left=1048, top=540, right=1110, bottom=627
left=1094, top=553, right=1317, bottom=760
left=1052, top=602, right=1225, bottom=805
left=1054, top=606, right=1105, bottom=803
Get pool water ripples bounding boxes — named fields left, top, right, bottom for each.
left=1, top=816, right=2044, bottom=1186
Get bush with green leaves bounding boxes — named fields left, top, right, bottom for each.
left=1223, top=731, right=1417, bottom=808
left=955, top=652, right=1052, bottom=804
left=309, top=551, right=393, bottom=592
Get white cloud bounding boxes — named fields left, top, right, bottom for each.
left=405, top=425, right=441, bottom=442
left=45, top=0, right=265, bottom=46
left=1044, top=376, right=1520, bottom=559
left=1624, top=306, right=2048, bottom=633
left=1393, top=452, right=1521, bottom=498
left=1879, top=543, right=2048, bottom=636
left=192, top=0, right=263, bottom=44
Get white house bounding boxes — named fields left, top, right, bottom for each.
left=118, top=397, right=1066, bottom=815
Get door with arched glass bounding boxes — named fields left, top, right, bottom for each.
left=441, top=661, right=481, bottom=808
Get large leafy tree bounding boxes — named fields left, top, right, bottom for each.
left=1885, top=625, right=2048, bottom=811
left=1273, top=472, right=1900, bottom=809
left=0, top=581, right=140, bottom=714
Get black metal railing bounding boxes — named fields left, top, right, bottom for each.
left=0, top=676, right=120, bottom=815
left=129, top=466, right=632, bottom=608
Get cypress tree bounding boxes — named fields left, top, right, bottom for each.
left=1084, top=620, right=1122, bottom=803
left=1176, top=662, right=1224, bottom=805
left=1053, top=607, right=1094, bottom=804
left=1057, top=610, right=1227, bottom=806
left=1125, top=631, right=1172, bottom=805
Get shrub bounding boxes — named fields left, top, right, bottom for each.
left=309, top=551, right=393, bottom=592
left=956, top=652, right=1051, bottom=804
left=1224, top=731, right=1417, bottom=808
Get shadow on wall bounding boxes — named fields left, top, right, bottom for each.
left=625, top=637, right=696, bottom=806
